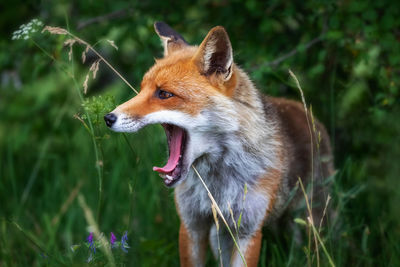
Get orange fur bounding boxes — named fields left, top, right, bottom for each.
left=179, top=224, right=195, bottom=267
left=256, top=168, right=282, bottom=213
left=175, top=195, right=208, bottom=266
left=244, top=230, right=263, bottom=267
left=231, top=230, right=262, bottom=267
left=116, top=50, right=227, bottom=117
left=107, top=22, right=334, bottom=267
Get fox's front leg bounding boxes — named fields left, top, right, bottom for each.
left=210, top=225, right=262, bottom=267
left=232, top=230, right=262, bottom=267
left=179, top=223, right=209, bottom=267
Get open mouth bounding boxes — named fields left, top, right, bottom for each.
left=153, top=124, right=187, bottom=187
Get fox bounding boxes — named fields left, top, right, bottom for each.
left=104, top=22, right=334, bottom=267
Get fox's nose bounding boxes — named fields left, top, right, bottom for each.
left=104, top=113, right=117, bottom=127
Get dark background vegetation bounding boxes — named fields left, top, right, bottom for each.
left=1, top=0, right=399, bottom=266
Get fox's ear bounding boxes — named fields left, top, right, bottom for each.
left=193, top=26, right=233, bottom=81
left=154, top=21, right=188, bottom=56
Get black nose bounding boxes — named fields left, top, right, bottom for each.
left=104, top=113, right=117, bottom=127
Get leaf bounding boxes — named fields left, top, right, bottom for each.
left=294, top=218, right=307, bottom=226
left=237, top=213, right=243, bottom=228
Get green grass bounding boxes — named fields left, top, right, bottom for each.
left=1, top=54, right=399, bottom=267
left=1, top=4, right=400, bottom=265
left=0, top=69, right=181, bottom=265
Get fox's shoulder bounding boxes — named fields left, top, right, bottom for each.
left=265, top=97, right=305, bottom=120
left=263, top=96, right=311, bottom=140
left=264, top=96, right=330, bottom=148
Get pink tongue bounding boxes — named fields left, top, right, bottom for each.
left=153, top=126, right=184, bottom=174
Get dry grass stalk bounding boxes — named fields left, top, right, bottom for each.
left=80, top=59, right=101, bottom=94
left=211, top=203, right=224, bottom=267
left=307, top=215, right=335, bottom=267
left=289, top=69, right=321, bottom=266
left=83, top=73, right=90, bottom=94
left=64, top=38, right=76, bottom=46
left=51, top=181, right=83, bottom=226
left=107, top=40, right=118, bottom=50
left=64, top=39, right=76, bottom=61
left=192, top=165, right=247, bottom=267
left=211, top=203, right=220, bottom=231
left=298, top=177, right=335, bottom=267
left=310, top=106, right=322, bottom=149
left=228, top=202, right=238, bottom=235
left=318, top=195, right=331, bottom=233
left=82, top=51, right=86, bottom=64
left=42, top=25, right=138, bottom=94
left=297, top=176, right=320, bottom=266
left=90, top=59, right=101, bottom=79
left=42, top=26, right=68, bottom=35
left=73, top=113, right=85, bottom=124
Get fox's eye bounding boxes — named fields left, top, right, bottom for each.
left=156, top=89, right=174, bottom=99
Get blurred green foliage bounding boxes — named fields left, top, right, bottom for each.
left=0, top=0, right=399, bottom=266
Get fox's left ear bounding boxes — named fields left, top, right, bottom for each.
left=154, top=21, right=188, bottom=56
left=193, top=26, right=233, bottom=81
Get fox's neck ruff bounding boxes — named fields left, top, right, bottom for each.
left=176, top=75, right=281, bottom=228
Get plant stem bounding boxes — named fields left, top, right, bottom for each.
left=64, top=16, right=105, bottom=224
left=307, top=217, right=336, bottom=267
left=68, top=47, right=104, bottom=225
left=31, top=41, right=102, bottom=211
left=8, top=219, right=66, bottom=266
left=66, top=31, right=138, bottom=94
left=289, top=70, right=319, bottom=266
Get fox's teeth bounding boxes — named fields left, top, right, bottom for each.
left=159, top=173, right=166, bottom=179
left=166, top=175, right=173, bottom=180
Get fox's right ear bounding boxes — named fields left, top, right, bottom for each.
left=154, top=21, right=188, bottom=57
left=192, top=26, right=233, bottom=82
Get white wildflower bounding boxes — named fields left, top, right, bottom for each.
left=12, top=18, right=45, bottom=41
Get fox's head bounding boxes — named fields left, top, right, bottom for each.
left=105, top=22, right=241, bottom=187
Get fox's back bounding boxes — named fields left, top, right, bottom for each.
left=262, top=96, right=334, bottom=219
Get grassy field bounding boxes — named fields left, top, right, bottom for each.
left=1, top=1, right=400, bottom=266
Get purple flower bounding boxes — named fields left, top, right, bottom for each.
left=87, top=232, right=93, bottom=244
left=110, top=232, right=117, bottom=247
left=120, top=231, right=130, bottom=253
left=86, top=232, right=96, bottom=254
